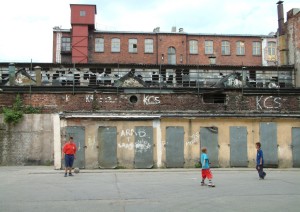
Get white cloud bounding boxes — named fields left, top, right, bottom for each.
left=0, top=0, right=299, bottom=62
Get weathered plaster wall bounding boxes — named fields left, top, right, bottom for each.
left=54, top=117, right=300, bottom=169
left=0, top=114, right=55, bottom=165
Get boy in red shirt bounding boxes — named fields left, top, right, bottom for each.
left=62, top=136, right=77, bottom=177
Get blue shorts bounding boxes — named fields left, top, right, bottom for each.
left=65, top=154, right=75, bottom=167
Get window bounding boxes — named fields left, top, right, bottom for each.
left=144, top=39, right=153, bottom=53
left=80, top=10, right=86, bottom=16
left=205, top=41, right=213, bottom=54
left=252, top=41, right=261, bottom=55
left=129, top=39, right=137, bottom=53
left=111, top=38, right=120, bottom=52
left=236, top=41, right=245, bottom=55
left=168, top=47, right=176, bottom=64
left=95, top=38, right=104, bottom=52
left=268, top=42, right=276, bottom=56
left=189, top=40, right=198, bottom=54
left=61, top=37, right=71, bottom=52
left=221, top=41, right=230, bottom=55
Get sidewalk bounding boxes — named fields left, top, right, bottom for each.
left=0, top=166, right=300, bottom=212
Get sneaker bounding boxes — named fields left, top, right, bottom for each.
left=201, top=182, right=206, bottom=186
left=69, top=173, right=73, bottom=176
left=208, top=183, right=215, bottom=187
left=64, top=173, right=67, bottom=177
left=263, top=172, right=266, bottom=179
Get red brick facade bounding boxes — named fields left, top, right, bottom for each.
left=1, top=92, right=298, bottom=113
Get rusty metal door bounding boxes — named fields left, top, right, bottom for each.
left=259, top=122, right=278, bottom=167
left=65, top=126, right=85, bottom=169
left=230, top=126, right=248, bottom=167
left=166, top=126, right=184, bottom=168
left=200, top=127, right=219, bottom=167
left=292, top=127, right=300, bottom=167
left=134, top=126, right=153, bottom=168
left=98, top=127, right=117, bottom=169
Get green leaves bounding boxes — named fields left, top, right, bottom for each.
left=2, top=94, right=40, bottom=125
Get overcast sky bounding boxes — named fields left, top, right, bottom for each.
left=0, top=0, right=298, bottom=63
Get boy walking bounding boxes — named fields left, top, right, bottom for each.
left=200, top=147, right=215, bottom=187
left=256, top=142, right=266, bottom=180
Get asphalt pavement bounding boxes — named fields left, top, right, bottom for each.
left=0, top=166, right=300, bottom=212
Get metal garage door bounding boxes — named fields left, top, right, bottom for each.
left=259, top=122, right=278, bottom=167
left=166, top=126, right=184, bottom=168
left=65, top=126, right=85, bottom=169
left=98, top=127, right=117, bottom=168
left=230, top=126, right=248, bottom=167
left=292, top=127, right=300, bottom=167
left=200, top=127, right=219, bottom=167
left=134, top=126, right=153, bottom=168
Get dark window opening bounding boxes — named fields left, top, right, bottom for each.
left=203, top=93, right=226, bottom=103
left=130, top=95, right=138, bottom=103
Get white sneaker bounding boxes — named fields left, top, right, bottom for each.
left=208, top=183, right=215, bottom=187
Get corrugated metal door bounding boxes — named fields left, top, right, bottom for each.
left=98, top=127, right=117, bottom=169
left=134, top=126, right=153, bottom=168
left=65, top=126, right=85, bottom=169
left=166, top=126, right=184, bottom=168
left=292, top=127, right=300, bottom=167
left=200, top=127, right=219, bottom=167
left=259, top=122, right=278, bottom=167
left=230, top=126, right=248, bottom=167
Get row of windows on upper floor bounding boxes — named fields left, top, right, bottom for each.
left=61, top=37, right=277, bottom=57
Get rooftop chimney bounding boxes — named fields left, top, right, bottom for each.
left=277, top=1, right=284, bottom=36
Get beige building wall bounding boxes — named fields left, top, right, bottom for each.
left=54, top=116, right=300, bottom=169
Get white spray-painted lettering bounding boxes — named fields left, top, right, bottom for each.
left=85, top=94, right=93, bottom=103
left=87, top=136, right=96, bottom=150
left=135, top=129, right=151, bottom=153
left=135, top=138, right=151, bottom=153
left=118, top=143, right=134, bottom=150
left=256, top=96, right=282, bottom=110
left=65, top=94, right=70, bottom=102
left=99, top=96, right=117, bottom=103
left=143, top=94, right=160, bottom=105
left=186, top=132, right=199, bottom=146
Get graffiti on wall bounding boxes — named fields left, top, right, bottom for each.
left=118, top=128, right=152, bottom=153
left=185, top=132, right=199, bottom=146
left=256, top=95, right=286, bottom=110
left=143, top=95, right=160, bottom=105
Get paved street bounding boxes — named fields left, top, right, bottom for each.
left=0, top=166, right=300, bottom=212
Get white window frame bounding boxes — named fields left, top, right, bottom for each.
left=144, top=39, right=153, bottom=53
left=205, top=41, right=213, bottom=54
left=129, top=38, right=137, bottom=53
left=111, top=38, right=120, bottom=52
left=236, top=41, right=245, bottom=55
left=252, top=41, right=261, bottom=55
left=221, top=41, right=230, bottom=55
left=189, top=40, right=198, bottom=54
left=95, top=38, right=104, bottom=52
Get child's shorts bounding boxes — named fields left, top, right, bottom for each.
left=202, top=169, right=213, bottom=179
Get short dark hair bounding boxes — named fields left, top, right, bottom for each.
left=69, top=136, right=73, bottom=139
left=256, top=142, right=261, bottom=148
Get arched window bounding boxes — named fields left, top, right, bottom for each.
left=168, top=47, right=176, bottom=64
